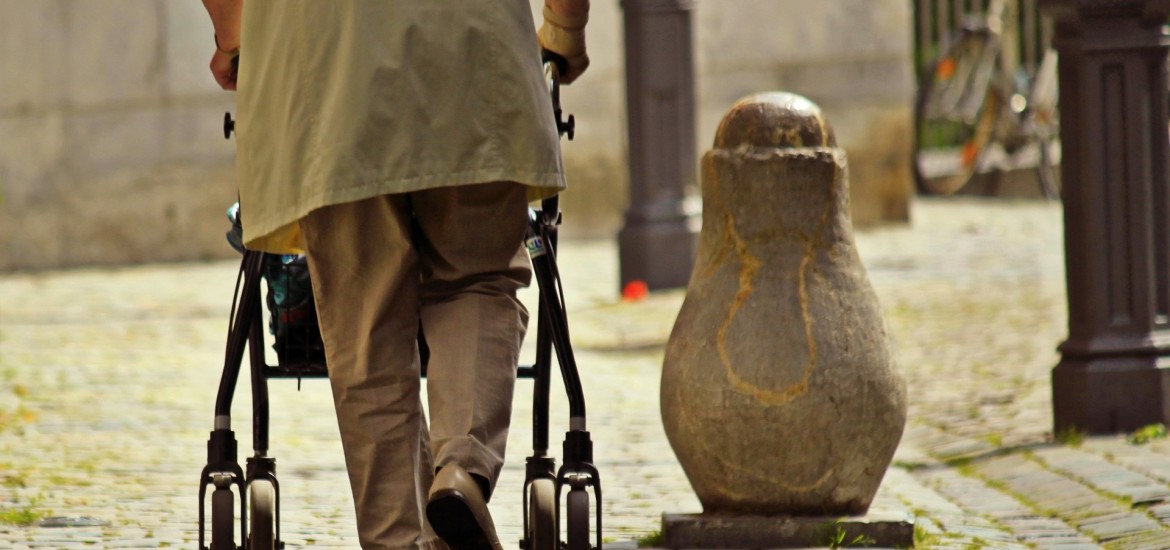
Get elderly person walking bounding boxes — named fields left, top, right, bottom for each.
left=199, top=1, right=590, bottom=549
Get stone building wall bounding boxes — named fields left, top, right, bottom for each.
left=555, top=0, right=915, bottom=237
left=0, top=1, right=238, bottom=271
left=0, top=0, right=913, bottom=271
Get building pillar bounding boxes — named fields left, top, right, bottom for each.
left=618, top=0, right=698, bottom=291
left=1041, top=0, right=1170, bottom=434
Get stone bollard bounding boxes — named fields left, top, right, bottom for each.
left=660, top=93, right=910, bottom=548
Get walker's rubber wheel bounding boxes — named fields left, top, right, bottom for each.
left=528, top=479, right=557, bottom=550
left=210, top=488, right=237, bottom=550
left=249, top=479, right=276, bottom=550
left=566, top=488, right=590, bottom=550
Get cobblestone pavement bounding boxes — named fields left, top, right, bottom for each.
left=5, top=197, right=1170, bottom=549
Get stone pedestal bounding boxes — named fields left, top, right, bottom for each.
left=662, top=511, right=914, bottom=549
left=660, top=93, right=907, bottom=526
left=1041, top=0, right=1170, bottom=434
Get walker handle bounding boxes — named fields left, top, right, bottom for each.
left=541, top=50, right=575, bottom=141
left=542, top=49, right=570, bottom=82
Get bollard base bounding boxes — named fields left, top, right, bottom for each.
left=617, top=219, right=697, bottom=291
left=662, top=511, right=915, bottom=549
left=1052, top=354, right=1170, bottom=435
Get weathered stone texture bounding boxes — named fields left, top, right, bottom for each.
left=0, top=2, right=237, bottom=271
left=661, top=94, right=907, bottom=515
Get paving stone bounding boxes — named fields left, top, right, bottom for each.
left=1034, top=447, right=1170, bottom=506
left=0, top=198, right=1126, bottom=548
left=879, top=468, right=965, bottom=514
left=1098, top=531, right=1170, bottom=550
left=975, top=453, right=1170, bottom=545
left=914, top=466, right=1095, bottom=547
left=1003, top=518, right=1095, bottom=545
left=1147, top=503, right=1170, bottom=523
left=1032, top=544, right=1103, bottom=550
left=1039, top=536, right=1102, bottom=547
left=1078, top=517, right=1160, bottom=540
left=106, top=539, right=164, bottom=548
left=1085, top=440, right=1170, bottom=504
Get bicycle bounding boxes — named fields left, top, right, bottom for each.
left=914, top=0, right=1060, bottom=199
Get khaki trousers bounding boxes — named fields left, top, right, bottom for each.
left=299, top=182, right=531, bottom=550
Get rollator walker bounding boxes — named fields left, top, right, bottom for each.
left=197, top=55, right=603, bottom=550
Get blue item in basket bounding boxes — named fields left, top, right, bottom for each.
left=225, top=202, right=246, bottom=254
left=226, top=202, right=324, bottom=362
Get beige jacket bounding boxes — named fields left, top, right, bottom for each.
left=235, top=0, right=566, bottom=253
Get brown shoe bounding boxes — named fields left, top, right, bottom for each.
left=426, top=465, right=502, bottom=550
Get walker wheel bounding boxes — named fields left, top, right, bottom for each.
left=566, top=487, right=591, bottom=550
left=210, top=487, right=237, bottom=550
left=248, top=479, right=277, bottom=550
left=527, top=478, right=557, bottom=550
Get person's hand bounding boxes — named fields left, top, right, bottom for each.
left=210, top=47, right=239, bottom=91
left=537, top=5, right=589, bottom=84
left=202, top=0, right=242, bottom=90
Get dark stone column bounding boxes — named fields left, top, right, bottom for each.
left=618, top=0, right=699, bottom=291
left=1041, top=0, right=1170, bottom=434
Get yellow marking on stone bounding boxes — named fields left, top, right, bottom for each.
left=697, top=162, right=731, bottom=282
left=714, top=155, right=840, bottom=407
left=671, top=381, right=836, bottom=492
left=715, top=210, right=814, bottom=407
left=796, top=237, right=818, bottom=393
left=813, top=110, right=829, bottom=147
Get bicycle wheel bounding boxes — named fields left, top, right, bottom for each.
left=1033, top=122, right=1060, bottom=200
left=914, top=35, right=1001, bottom=195
left=527, top=479, right=558, bottom=550
left=1029, top=49, right=1061, bottom=200
left=249, top=479, right=277, bottom=550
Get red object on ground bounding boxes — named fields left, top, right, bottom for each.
left=622, top=280, right=649, bottom=302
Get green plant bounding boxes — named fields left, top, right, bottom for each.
left=1056, top=426, right=1086, bottom=447
left=892, top=460, right=927, bottom=472
left=944, top=456, right=974, bottom=469
left=1127, top=423, right=1168, bottom=445
left=636, top=529, right=665, bottom=547
left=818, top=522, right=875, bottom=548
left=912, top=523, right=941, bottom=548
left=0, top=505, right=47, bottom=526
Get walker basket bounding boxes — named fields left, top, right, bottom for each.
left=226, top=202, right=326, bottom=371
left=261, top=253, right=326, bottom=368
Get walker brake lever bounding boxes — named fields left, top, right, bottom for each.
left=223, top=112, right=235, bottom=140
